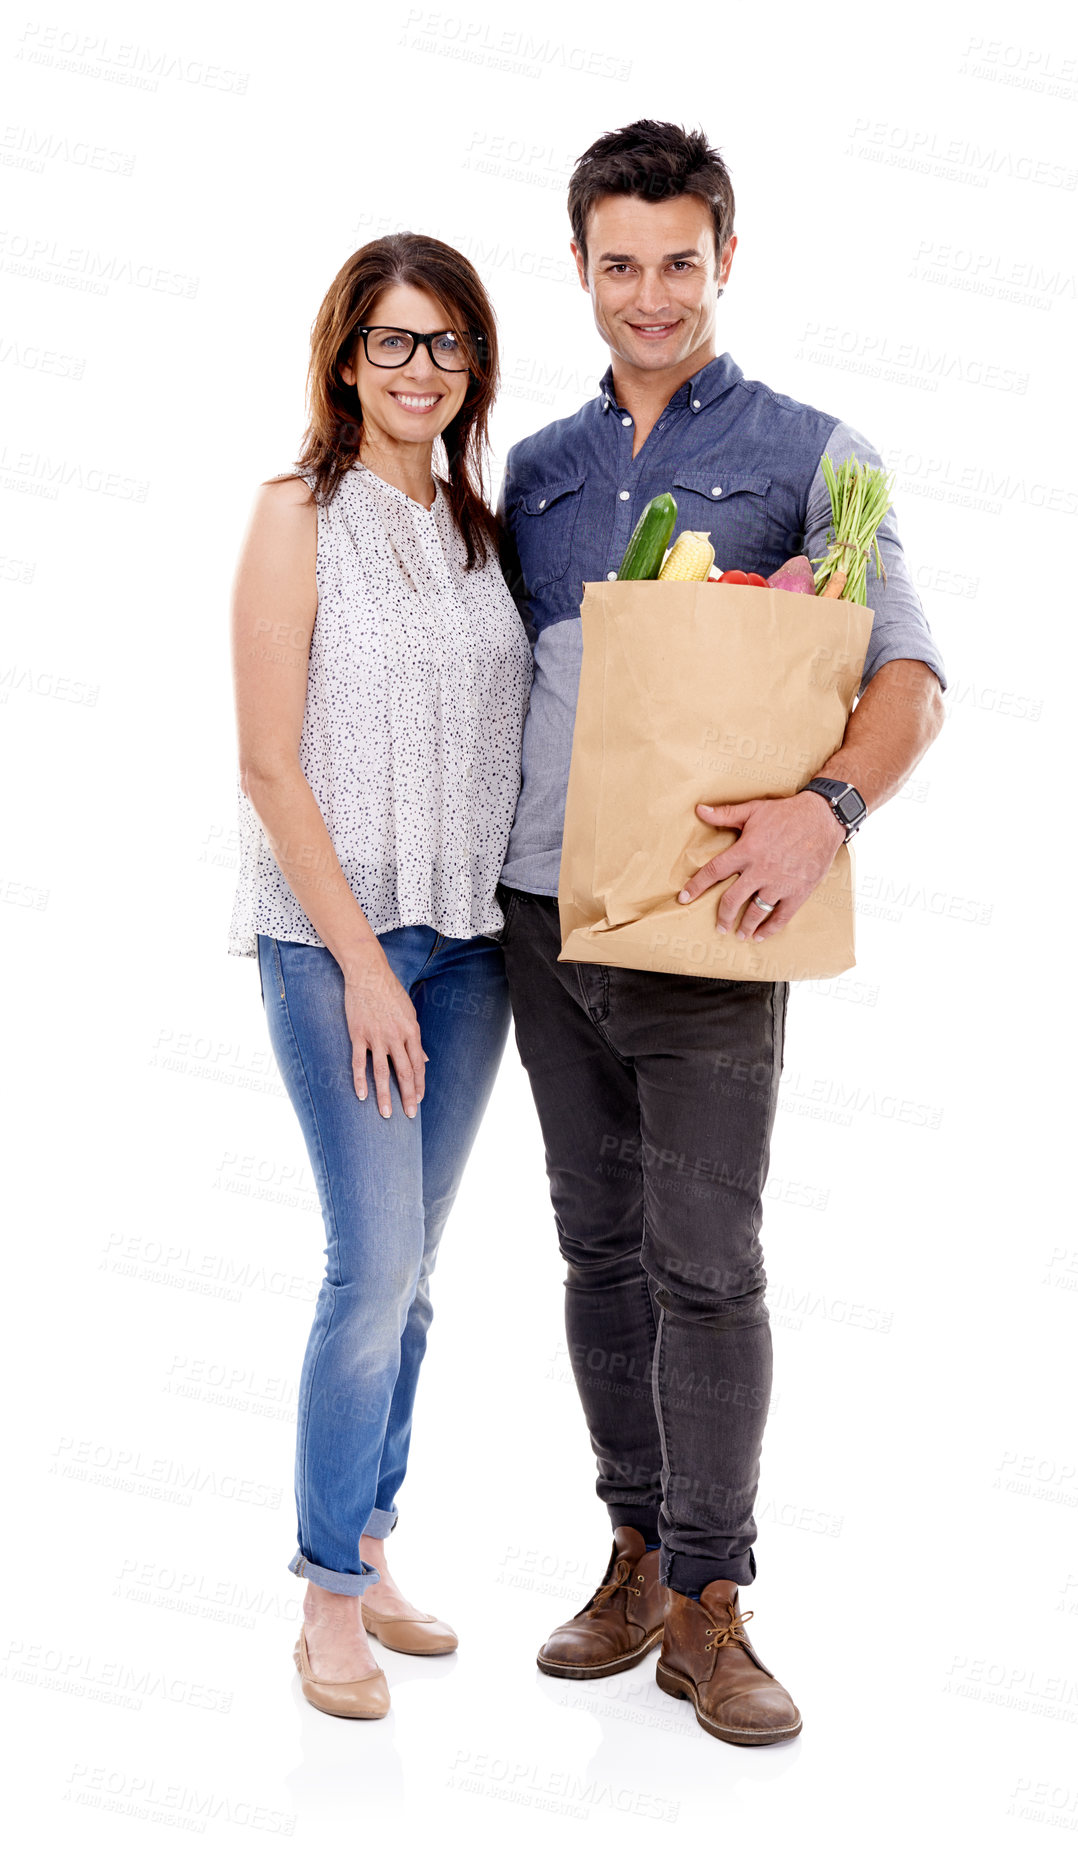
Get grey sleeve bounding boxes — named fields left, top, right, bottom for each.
left=806, top=419, right=948, bottom=694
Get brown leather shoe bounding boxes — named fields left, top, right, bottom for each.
left=536, top=1527, right=665, bottom=1680
left=656, top=1580, right=801, bottom=1744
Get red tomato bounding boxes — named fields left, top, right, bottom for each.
left=720, top=569, right=749, bottom=584
left=745, top=573, right=769, bottom=588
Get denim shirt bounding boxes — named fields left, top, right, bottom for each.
left=497, top=351, right=947, bottom=897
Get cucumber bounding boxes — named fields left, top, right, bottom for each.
left=616, top=493, right=678, bottom=580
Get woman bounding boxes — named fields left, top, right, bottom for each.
left=227, top=234, right=532, bottom=1719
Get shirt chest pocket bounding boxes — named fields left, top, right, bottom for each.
left=511, top=475, right=586, bottom=595
left=671, top=469, right=774, bottom=574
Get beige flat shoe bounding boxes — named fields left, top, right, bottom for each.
left=361, top=1603, right=458, bottom=1656
left=292, top=1629, right=390, bottom=1718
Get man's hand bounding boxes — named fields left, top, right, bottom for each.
left=676, top=792, right=846, bottom=940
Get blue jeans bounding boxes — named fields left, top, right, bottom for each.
left=257, top=926, right=510, bottom=1594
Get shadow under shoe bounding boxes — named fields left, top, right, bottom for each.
left=536, top=1526, right=665, bottom=1680
left=656, top=1579, right=801, bottom=1745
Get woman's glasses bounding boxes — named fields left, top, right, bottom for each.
left=357, top=326, right=486, bottom=372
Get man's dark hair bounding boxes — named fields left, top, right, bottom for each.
left=567, top=120, right=735, bottom=269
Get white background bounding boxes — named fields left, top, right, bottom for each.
left=3, top=0, right=1075, bottom=1846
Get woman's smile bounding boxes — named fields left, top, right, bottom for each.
left=387, top=390, right=444, bottom=413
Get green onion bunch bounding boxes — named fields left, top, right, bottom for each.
left=812, top=455, right=894, bottom=604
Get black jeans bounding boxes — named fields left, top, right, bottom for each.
left=496, top=883, right=789, bottom=1594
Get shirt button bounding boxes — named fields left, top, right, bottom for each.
left=692, top=399, right=701, bottom=410
left=606, top=570, right=618, bottom=581
left=621, top=416, right=632, bottom=426
left=619, top=490, right=630, bottom=501
left=711, top=486, right=722, bottom=497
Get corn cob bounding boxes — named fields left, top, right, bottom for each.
left=657, top=530, right=715, bottom=582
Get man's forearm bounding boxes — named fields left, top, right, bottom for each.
left=811, top=657, right=945, bottom=813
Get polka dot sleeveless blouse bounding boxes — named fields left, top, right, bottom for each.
left=227, top=463, right=533, bottom=957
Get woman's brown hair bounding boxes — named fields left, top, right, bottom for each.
left=273, top=233, right=501, bottom=570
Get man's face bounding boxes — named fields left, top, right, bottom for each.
left=572, top=193, right=736, bottom=378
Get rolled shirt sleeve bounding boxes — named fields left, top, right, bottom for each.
left=805, top=419, right=948, bottom=694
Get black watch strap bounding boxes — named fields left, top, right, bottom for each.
left=802, top=777, right=867, bottom=843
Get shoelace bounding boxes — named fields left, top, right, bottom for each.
left=704, top=1608, right=754, bottom=1652
left=586, top=1556, right=631, bottom=1612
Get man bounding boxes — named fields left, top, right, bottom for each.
left=494, top=120, right=946, bottom=1746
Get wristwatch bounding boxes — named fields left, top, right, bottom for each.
left=802, top=777, right=867, bottom=843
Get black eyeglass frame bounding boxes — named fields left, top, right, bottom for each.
left=356, top=325, right=488, bottom=373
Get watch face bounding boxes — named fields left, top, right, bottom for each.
left=835, top=789, right=865, bottom=825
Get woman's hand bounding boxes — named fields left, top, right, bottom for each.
left=342, top=942, right=427, bottom=1119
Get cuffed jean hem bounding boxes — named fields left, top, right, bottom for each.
left=608, top=1504, right=662, bottom=1537
left=288, top=1550, right=382, bottom=1595
left=361, top=1507, right=398, bottom=1541
left=662, top=1544, right=757, bottom=1593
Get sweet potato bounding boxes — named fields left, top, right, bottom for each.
left=767, top=555, right=816, bottom=596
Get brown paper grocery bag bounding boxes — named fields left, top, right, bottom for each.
left=557, top=580, right=874, bottom=983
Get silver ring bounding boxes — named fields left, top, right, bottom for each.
left=751, top=895, right=777, bottom=913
